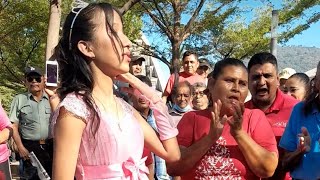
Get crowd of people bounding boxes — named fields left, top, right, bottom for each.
left=0, top=1, right=319, bottom=180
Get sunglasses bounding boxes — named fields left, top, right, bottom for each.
left=27, top=76, right=42, bottom=83
left=199, top=66, right=209, bottom=71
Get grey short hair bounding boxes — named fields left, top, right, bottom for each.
left=192, top=82, right=206, bottom=91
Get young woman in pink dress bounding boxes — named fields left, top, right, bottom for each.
left=50, top=1, right=180, bottom=179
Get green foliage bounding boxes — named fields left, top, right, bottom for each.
left=0, top=0, right=142, bottom=111
left=84, top=0, right=143, bottom=41
left=0, top=0, right=49, bottom=110
left=140, top=0, right=320, bottom=67
left=191, top=0, right=320, bottom=61
left=138, top=0, right=250, bottom=70
left=0, top=83, right=25, bottom=112
left=122, top=10, right=143, bottom=41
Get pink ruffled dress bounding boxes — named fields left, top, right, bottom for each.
left=51, top=93, right=149, bottom=180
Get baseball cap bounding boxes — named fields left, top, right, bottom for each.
left=131, top=55, right=145, bottom=62
left=25, top=66, right=43, bottom=77
left=279, top=68, right=296, bottom=79
left=199, top=59, right=211, bottom=69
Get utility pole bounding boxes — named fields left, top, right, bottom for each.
left=270, top=9, right=279, bottom=57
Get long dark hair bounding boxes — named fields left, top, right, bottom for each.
left=288, top=73, right=310, bottom=100
left=54, top=3, right=123, bottom=137
left=303, top=62, right=320, bottom=115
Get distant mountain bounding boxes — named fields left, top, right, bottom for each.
left=243, top=46, right=320, bottom=73
left=277, top=46, right=320, bottom=73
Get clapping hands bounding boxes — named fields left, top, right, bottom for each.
left=208, top=100, right=227, bottom=140
left=226, top=102, right=245, bottom=137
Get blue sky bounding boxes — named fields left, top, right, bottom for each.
left=142, top=0, right=319, bottom=85
left=284, top=20, right=320, bottom=47
left=249, top=0, right=320, bottom=48
left=143, top=0, right=320, bottom=48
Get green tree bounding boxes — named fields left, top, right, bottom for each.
left=199, top=0, right=320, bottom=60
left=45, top=0, right=142, bottom=61
left=0, top=0, right=143, bottom=111
left=137, top=0, right=320, bottom=72
left=0, top=1, right=49, bottom=110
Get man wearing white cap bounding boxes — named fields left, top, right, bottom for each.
left=279, top=68, right=296, bottom=92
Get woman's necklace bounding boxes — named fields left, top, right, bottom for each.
left=94, top=95, right=122, bottom=131
left=114, top=97, right=122, bottom=131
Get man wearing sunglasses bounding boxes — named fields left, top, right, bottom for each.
left=9, top=66, right=53, bottom=179
left=197, top=58, right=212, bottom=86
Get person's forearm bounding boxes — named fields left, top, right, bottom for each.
left=12, top=124, right=24, bottom=148
left=234, top=130, right=278, bottom=178
left=150, top=101, right=177, bottom=140
left=0, top=128, right=10, bottom=143
left=149, top=101, right=180, bottom=162
left=282, top=150, right=304, bottom=171
left=49, top=94, right=60, bottom=111
left=159, top=137, right=180, bottom=163
left=147, top=163, right=155, bottom=180
left=167, top=135, right=217, bottom=176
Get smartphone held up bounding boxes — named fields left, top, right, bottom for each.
left=46, top=60, right=58, bottom=87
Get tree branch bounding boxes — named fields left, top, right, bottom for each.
left=134, top=41, right=171, bottom=68
left=223, top=46, right=234, bottom=59
left=24, top=39, right=40, bottom=65
left=183, top=0, right=206, bottom=39
left=119, top=0, right=141, bottom=15
left=140, top=2, right=173, bottom=39
left=0, top=48, right=24, bottom=84
left=279, top=0, right=319, bottom=26
left=0, top=0, right=9, bottom=13
left=0, top=21, right=34, bottom=42
left=151, top=0, right=171, bottom=31
left=239, top=43, right=263, bottom=60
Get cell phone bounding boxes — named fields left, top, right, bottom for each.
left=46, top=60, right=58, bottom=87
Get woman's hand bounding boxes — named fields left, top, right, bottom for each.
left=44, top=78, right=60, bottom=111
left=117, top=73, right=161, bottom=103
left=282, top=127, right=310, bottom=171
left=208, top=100, right=227, bottom=141
left=297, top=127, right=311, bottom=153
left=17, top=144, right=30, bottom=160
left=115, top=72, right=134, bottom=84
left=44, top=77, right=59, bottom=98
left=227, top=102, right=245, bottom=137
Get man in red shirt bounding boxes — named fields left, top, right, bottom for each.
left=167, top=58, right=278, bottom=179
left=245, top=52, right=299, bottom=180
left=162, top=50, right=205, bottom=104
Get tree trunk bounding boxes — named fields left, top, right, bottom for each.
left=171, top=39, right=181, bottom=74
left=119, top=0, right=141, bottom=15
left=45, top=0, right=61, bottom=61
